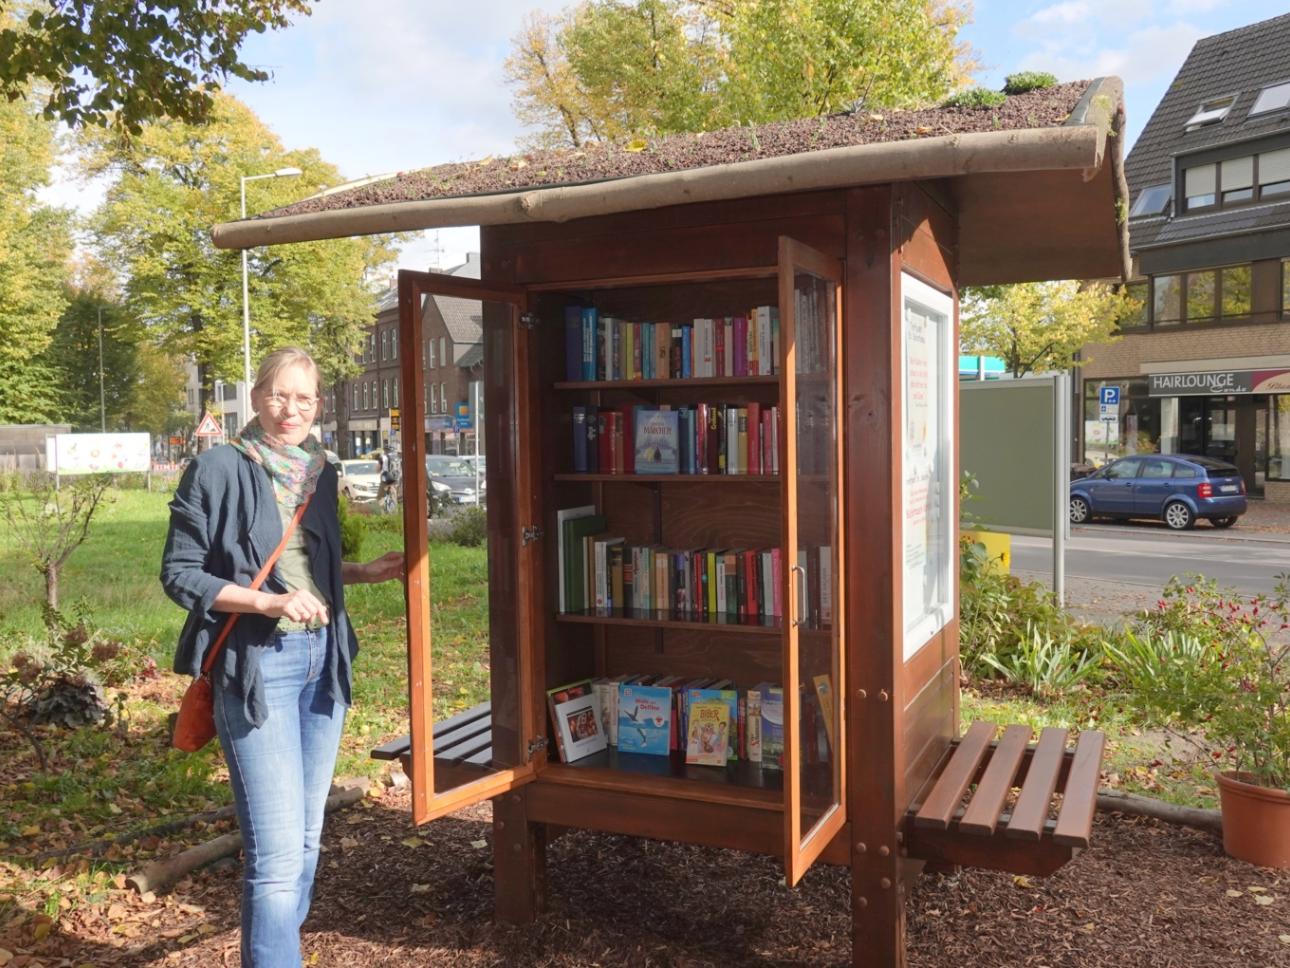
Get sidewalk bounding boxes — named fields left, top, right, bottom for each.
left=1234, top=498, right=1290, bottom=535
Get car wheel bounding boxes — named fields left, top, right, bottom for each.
left=1163, top=500, right=1195, bottom=531
left=1069, top=496, right=1091, bottom=524
left=1211, top=516, right=1238, bottom=529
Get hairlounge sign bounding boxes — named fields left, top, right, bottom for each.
left=1148, top=369, right=1290, bottom=397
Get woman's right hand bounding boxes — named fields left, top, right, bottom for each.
left=261, top=589, right=330, bottom=625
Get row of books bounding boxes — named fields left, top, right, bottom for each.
left=571, top=403, right=780, bottom=476
left=545, top=674, right=836, bottom=768
left=563, top=306, right=781, bottom=382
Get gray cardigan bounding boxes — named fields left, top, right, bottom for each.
left=160, top=445, right=357, bottom=727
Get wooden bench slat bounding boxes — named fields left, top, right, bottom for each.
left=1005, top=727, right=1068, bottom=840
left=369, top=700, right=494, bottom=763
left=914, top=721, right=997, bottom=830
left=440, top=732, right=494, bottom=764
left=1052, top=730, right=1106, bottom=848
left=958, top=724, right=1032, bottom=836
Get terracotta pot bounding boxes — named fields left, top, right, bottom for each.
left=1216, top=770, right=1290, bottom=869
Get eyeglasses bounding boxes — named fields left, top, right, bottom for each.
left=264, top=392, right=320, bottom=413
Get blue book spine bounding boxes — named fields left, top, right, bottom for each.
left=581, top=308, right=597, bottom=381
left=611, top=320, right=621, bottom=381
left=681, top=325, right=692, bottom=379
left=572, top=406, right=588, bottom=472
left=565, top=305, right=582, bottom=381
left=642, top=323, right=652, bottom=380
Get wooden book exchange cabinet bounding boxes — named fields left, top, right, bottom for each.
left=214, top=77, right=1130, bottom=966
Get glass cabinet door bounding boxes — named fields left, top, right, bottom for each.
left=778, top=237, right=845, bottom=886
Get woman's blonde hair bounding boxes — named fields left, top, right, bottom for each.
left=252, top=346, right=322, bottom=397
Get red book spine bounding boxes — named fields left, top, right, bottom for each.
left=622, top=406, right=635, bottom=474
left=733, top=317, right=747, bottom=377
left=715, top=317, right=725, bottom=378
left=744, top=549, right=758, bottom=621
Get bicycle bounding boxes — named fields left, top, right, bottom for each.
left=379, top=476, right=399, bottom=514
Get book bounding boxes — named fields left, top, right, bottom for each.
left=686, top=686, right=738, bottom=761
left=556, top=505, right=596, bottom=612
left=581, top=307, right=598, bottom=380
left=746, top=687, right=763, bottom=762
left=756, top=683, right=784, bottom=769
left=565, top=305, right=583, bottom=381
left=813, top=672, right=836, bottom=753
left=635, top=408, right=679, bottom=474
left=617, top=683, right=673, bottom=755
left=560, top=512, right=606, bottom=613
left=685, top=699, right=731, bottom=766
left=546, top=678, right=593, bottom=763
left=552, top=689, right=607, bottom=763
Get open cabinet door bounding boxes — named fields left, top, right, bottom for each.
left=779, top=237, right=847, bottom=886
left=397, top=268, right=541, bottom=825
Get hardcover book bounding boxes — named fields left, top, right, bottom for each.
left=546, top=678, right=593, bottom=763
left=686, top=687, right=739, bottom=761
left=685, top=699, right=731, bottom=766
left=552, top=690, right=607, bottom=763
left=617, top=683, right=673, bottom=755
left=756, top=683, right=784, bottom=769
left=634, top=408, right=679, bottom=474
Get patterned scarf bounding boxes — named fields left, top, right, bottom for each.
left=230, top=419, right=326, bottom=508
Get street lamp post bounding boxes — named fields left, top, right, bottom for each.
left=97, top=306, right=106, bottom=432
left=240, top=167, right=303, bottom=427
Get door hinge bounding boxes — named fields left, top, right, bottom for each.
left=527, top=736, right=548, bottom=757
left=521, top=525, right=543, bottom=545
left=519, top=311, right=541, bottom=330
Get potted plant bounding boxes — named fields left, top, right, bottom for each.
left=1108, top=574, right=1290, bottom=868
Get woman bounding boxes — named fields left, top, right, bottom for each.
left=161, top=347, right=403, bottom=967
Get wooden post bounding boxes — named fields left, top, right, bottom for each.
left=492, top=790, right=545, bottom=924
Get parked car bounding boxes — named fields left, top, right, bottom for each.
left=425, top=455, right=485, bottom=505
left=1069, top=454, right=1247, bottom=530
left=337, top=458, right=381, bottom=502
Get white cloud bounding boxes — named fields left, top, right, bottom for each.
left=1016, top=21, right=1205, bottom=88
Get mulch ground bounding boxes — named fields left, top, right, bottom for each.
left=14, top=789, right=1288, bottom=968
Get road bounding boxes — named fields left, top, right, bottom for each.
left=1011, top=525, right=1290, bottom=604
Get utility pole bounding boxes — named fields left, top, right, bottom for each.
left=98, top=306, right=106, bottom=432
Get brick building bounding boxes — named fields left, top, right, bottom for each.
left=327, top=253, right=483, bottom=458
left=1078, top=13, right=1290, bottom=500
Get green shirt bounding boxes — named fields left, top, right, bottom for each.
left=276, top=500, right=330, bottom=631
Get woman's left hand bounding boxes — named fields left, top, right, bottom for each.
left=363, top=551, right=405, bottom=584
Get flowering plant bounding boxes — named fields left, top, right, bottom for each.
left=1107, top=574, right=1290, bottom=791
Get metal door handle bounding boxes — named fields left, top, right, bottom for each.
left=790, top=564, right=806, bottom=627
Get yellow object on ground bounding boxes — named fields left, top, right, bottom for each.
left=963, top=530, right=1011, bottom=574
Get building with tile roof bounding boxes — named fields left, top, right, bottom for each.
left=1077, top=13, right=1290, bottom=500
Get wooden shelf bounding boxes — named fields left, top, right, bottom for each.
left=554, top=473, right=779, bottom=483
left=557, top=608, right=782, bottom=636
left=554, top=375, right=778, bottom=391
left=544, top=748, right=784, bottom=803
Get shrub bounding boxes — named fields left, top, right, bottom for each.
left=448, top=506, right=488, bottom=547
left=944, top=87, right=1006, bottom=109
left=1003, top=71, right=1058, bottom=95
left=978, top=621, right=1101, bottom=698
left=337, top=494, right=367, bottom=559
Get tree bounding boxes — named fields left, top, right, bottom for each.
left=0, top=90, right=72, bottom=422
left=959, top=282, right=1136, bottom=378
left=505, top=0, right=976, bottom=147
left=43, top=289, right=139, bottom=431
left=2, top=475, right=112, bottom=610
left=0, top=0, right=313, bottom=134
left=82, top=92, right=396, bottom=401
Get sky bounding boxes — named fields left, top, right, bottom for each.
left=47, top=0, right=1290, bottom=274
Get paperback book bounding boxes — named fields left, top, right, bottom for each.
left=617, top=683, right=673, bottom=756
left=685, top=699, right=731, bottom=766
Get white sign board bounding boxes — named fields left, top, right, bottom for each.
left=1098, top=402, right=1117, bottom=420
left=46, top=433, right=151, bottom=475
left=900, top=273, right=955, bottom=660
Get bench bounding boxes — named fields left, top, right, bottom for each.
left=371, top=701, right=495, bottom=792
left=904, top=722, right=1106, bottom=876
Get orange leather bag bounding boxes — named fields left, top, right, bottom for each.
left=172, top=498, right=310, bottom=752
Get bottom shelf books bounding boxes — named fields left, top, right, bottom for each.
left=546, top=673, right=834, bottom=770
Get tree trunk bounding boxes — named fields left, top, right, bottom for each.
left=45, top=565, right=58, bottom=610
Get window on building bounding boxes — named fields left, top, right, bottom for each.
left=439, top=337, right=447, bottom=368
left=1183, top=163, right=1216, bottom=210
left=1271, top=397, right=1290, bottom=481
left=371, top=380, right=378, bottom=410
left=352, top=384, right=359, bottom=411
left=429, top=338, right=436, bottom=369
left=380, top=331, right=387, bottom=361
left=1251, top=81, right=1290, bottom=117
left=1261, top=147, right=1290, bottom=198
left=441, top=382, right=447, bottom=415
left=1185, top=94, right=1236, bottom=129
left=1120, top=282, right=1148, bottom=328
left=368, top=334, right=376, bottom=362
left=363, top=382, right=369, bottom=410
left=430, top=383, right=438, bottom=413
left=1153, top=275, right=1181, bottom=325
left=392, top=377, right=399, bottom=406
left=1283, top=259, right=1290, bottom=315
left=382, top=380, right=389, bottom=409
left=390, top=330, right=397, bottom=359
left=1186, top=270, right=1216, bottom=323
left=1129, top=183, right=1172, bottom=217
left=1220, top=265, right=1252, bottom=317
left=1220, top=156, right=1254, bottom=204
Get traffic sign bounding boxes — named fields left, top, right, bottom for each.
left=1098, top=386, right=1120, bottom=407
left=454, top=401, right=471, bottom=430
left=194, top=411, right=224, bottom=437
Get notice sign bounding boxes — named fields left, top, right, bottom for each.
left=46, top=433, right=151, bottom=475
left=901, top=274, right=954, bottom=660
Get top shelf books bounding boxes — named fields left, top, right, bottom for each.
left=564, top=305, right=780, bottom=383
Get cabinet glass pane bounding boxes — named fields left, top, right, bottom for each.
left=790, top=267, right=841, bottom=851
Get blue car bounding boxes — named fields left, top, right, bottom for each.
left=1069, top=454, right=1246, bottom=530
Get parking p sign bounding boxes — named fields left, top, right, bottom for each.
left=1098, top=385, right=1120, bottom=420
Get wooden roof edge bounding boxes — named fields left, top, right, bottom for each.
left=211, top=78, right=1124, bottom=252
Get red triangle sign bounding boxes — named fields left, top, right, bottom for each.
left=194, top=411, right=225, bottom=437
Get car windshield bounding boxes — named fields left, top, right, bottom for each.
left=1186, top=456, right=1240, bottom=476
left=426, top=458, right=474, bottom=476
left=343, top=461, right=379, bottom=475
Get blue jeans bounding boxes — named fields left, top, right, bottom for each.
left=215, top=629, right=347, bottom=968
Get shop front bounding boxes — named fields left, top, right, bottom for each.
left=1083, top=368, right=1290, bottom=499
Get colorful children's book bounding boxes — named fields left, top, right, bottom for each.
left=685, top=699, right=731, bottom=766
left=634, top=408, right=679, bottom=474
left=552, top=690, right=607, bottom=763
left=686, top=686, right=738, bottom=761
left=746, top=687, right=763, bottom=762
left=617, top=683, right=673, bottom=755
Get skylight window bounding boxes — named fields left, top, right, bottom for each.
left=1129, top=183, right=1172, bottom=217
left=1185, top=94, right=1237, bottom=129
left=1251, top=81, right=1290, bottom=117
